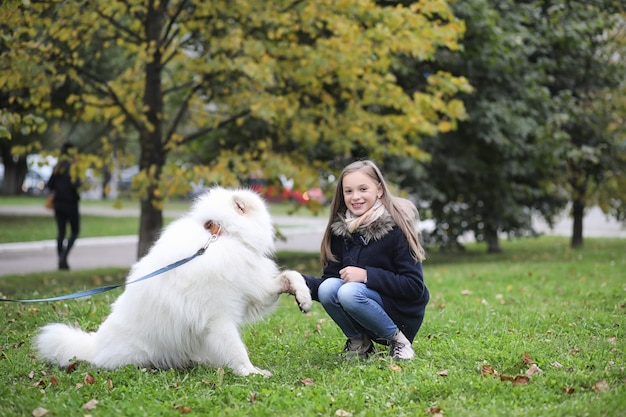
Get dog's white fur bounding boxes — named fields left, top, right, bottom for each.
left=35, top=187, right=312, bottom=376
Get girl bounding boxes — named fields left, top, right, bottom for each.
left=302, top=160, right=429, bottom=360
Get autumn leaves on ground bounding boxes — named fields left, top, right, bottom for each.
left=1, top=236, right=624, bottom=416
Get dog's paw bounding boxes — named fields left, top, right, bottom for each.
left=234, top=365, right=272, bottom=377
left=278, top=270, right=312, bottom=313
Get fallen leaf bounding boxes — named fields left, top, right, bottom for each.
left=592, top=380, right=610, bottom=392
left=28, top=370, right=35, bottom=379
left=427, top=405, right=442, bottom=414
left=32, top=407, right=48, bottom=417
left=522, top=352, right=535, bottom=364
left=437, top=369, right=449, bottom=377
left=174, top=404, right=192, bottom=414
left=480, top=365, right=498, bottom=377
left=66, top=362, right=78, bottom=374
left=569, top=349, right=580, bottom=355
left=301, top=378, right=315, bottom=386
left=461, top=289, right=473, bottom=295
left=335, top=410, right=352, bottom=417
left=84, top=374, right=95, bottom=385
left=525, top=364, right=543, bottom=376
left=550, top=361, right=563, bottom=368
left=387, top=364, right=402, bottom=372
left=49, top=376, right=59, bottom=386
left=249, top=392, right=257, bottom=403
left=512, top=375, right=530, bottom=385
left=82, top=399, right=98, bottom=411
left=563, top=387, right=575, bottom=394
left=106, top=378, right=113, bottom=389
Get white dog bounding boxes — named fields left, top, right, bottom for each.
left=35, top=187, right=312, bottom=376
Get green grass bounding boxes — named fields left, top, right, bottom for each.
left=1, top=237, right=624, bottom=416
left=0, top=215, right=143, bottom=243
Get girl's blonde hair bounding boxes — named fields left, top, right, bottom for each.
left=321, top=160, right=425, bottom=265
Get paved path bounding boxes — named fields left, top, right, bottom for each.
left=0, top=205, right=327, bottom=277
left=0, top=205, right=624, bottom=277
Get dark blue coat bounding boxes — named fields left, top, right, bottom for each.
left=303, top=214, right=429, bottom=342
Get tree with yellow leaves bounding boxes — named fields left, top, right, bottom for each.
left=1, top=0, right=470, bottom=257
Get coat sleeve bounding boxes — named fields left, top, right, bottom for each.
left=364, top=232, right=426, bottom=300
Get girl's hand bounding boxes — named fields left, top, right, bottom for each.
left=339, top=266, right=367, bottom=283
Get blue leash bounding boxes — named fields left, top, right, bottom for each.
left=1, top=233, right=219, bottom=303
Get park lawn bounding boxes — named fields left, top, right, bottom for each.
left=0, top=237, right=624, bottom=416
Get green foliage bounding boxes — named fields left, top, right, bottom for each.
left=399, top=0, right=626, bottom=252
left=1, top=237, right=624, bottom=416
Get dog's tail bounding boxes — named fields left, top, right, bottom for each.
left=34, top=323, right=97, bottom=367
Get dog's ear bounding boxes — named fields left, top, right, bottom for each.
left=234, top=197, right=246, bottom=214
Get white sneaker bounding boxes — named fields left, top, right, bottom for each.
left=389, top=330, right=414, bottom=360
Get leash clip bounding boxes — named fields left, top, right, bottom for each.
left=198, top=224, right=221, bottom=255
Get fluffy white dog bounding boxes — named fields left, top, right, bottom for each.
left=35, top=187, right=312, bottom=376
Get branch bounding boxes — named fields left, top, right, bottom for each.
left=92, top=2, right=144, bottom=45
left=181, top=110, right=251, bottom=145
left=164, top=82, right=203, bottom=144
left=71, top=63, right=144, bottom=133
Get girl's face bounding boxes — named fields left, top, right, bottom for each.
left=342, top=170, right=382, bottom=216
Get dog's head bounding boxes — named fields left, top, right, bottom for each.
left=189, top=186, right=275, bottom=255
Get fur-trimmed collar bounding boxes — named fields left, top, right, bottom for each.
left=331, top=210, right=395, bottom=244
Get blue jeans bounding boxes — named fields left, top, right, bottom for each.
left=318, top=278, right=398, bottom=341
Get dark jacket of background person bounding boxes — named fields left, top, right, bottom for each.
left=46, top=142, right=81, bottom=270
left=47, top=157, right=80, bottom=210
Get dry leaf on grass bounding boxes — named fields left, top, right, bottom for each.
left=82, top=399, right=98, bottom=411
left=480, top=365, right=498, bottom=377
left=32, top=407, right=48, bottom=417
left=461, top=289, right=473, bottom=295
left=500, top=375, right=530, bottom=385
left=437, top=369, right=449, bottom=377
left=592, top=380, right=610, bottom=392
left=522, top=352, right=535, bottom=364
left=84, top=374, right=95, bottom=385
left=335, top=410, right=352, bottom=417
left=66, top=362, right=79, bottom=374
left=174, top=404, right=192, bottom=413
left=525, top=364, right=543, bottom=376
left=427, top=405, right=442, bottom=414
left=301, top=378, right=315, bottom=386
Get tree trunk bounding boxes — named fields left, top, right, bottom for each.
left=136, top=5, right=166, bottom=259
left=485, top=227, right=502, bottom=253
left=0, top=140, right=28, bottom=195
left=571, top=198, right=584, bottom=248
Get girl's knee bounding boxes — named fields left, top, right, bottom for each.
left=318, top=278, right=343, bottom=304
left=337, top=282, right=366, bottom=306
